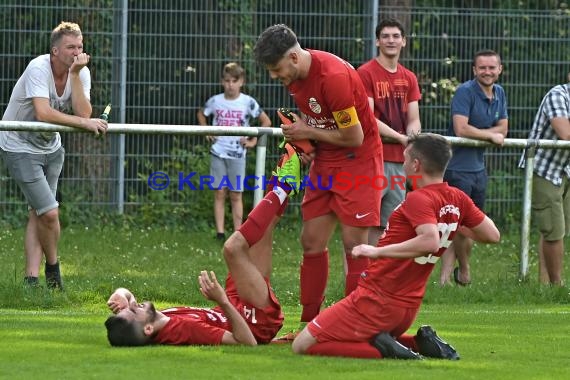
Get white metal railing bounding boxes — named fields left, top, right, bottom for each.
left=3, top=120, right=570, bottom=280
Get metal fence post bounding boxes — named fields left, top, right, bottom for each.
left=111, top=0, right=129, bottom=214
left=253, top=134, right=268, bottom=207
left=369, top=0, right=379, bottom=59
left=520, top=141, right=537, bottom=280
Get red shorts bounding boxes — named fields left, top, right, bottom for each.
left=307, top=286, right=418, bottom=342
left=302, top=155, right=382, bottom=227
left=224, top=276, right=284, bottom=344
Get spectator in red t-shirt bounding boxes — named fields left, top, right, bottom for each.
left=357, top=18, right=422, bottom=246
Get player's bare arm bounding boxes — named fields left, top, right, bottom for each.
left=352, top=224, right=440, bottom=259
left=452, top=114, right=505, bottom=145
left=198, top=271, right=257, bottom=346
left=368, top=98, right=407, bottom=145
left=107, top=288, right=137, bottom=314
left=240, top=136, right=258, bottom=148
left=551, top=117, right=570, bottom=140
left=377, top=119, right=408, bottom=145
left=239, top=110, right=271, bottom=148
left=405, top=101, right=422, bottom=137
left=457, top=216, right=500, bottom=243
left=281, top=111, right=363, bottom=147
left=197, top=108, right=216, bottom=142
left=258, top=110, right=272, bottom=128
left=68, top=54, right=92, bottom=118
left=32, top=97, right=108, bottom=135
left=489, top=118, right=508, bottom=136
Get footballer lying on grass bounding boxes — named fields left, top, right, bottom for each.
left=104, top=142, right=303, bottom=346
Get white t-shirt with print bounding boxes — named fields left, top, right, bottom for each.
left=0, top=54, right=91, bottom=154
left=202, top=93, right=263, bottom=160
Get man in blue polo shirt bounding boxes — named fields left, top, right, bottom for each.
left=439, top=50, right=508, bottom=286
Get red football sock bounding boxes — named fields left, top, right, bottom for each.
left=344, top=254, right=369, bottom=296
left=300, top=250, right=329, bottom=322
left=397, top=333, right=419, bottom=352
left=307, top=342, right=382, bottom=359
left=238, top=192, right=287, bottom=246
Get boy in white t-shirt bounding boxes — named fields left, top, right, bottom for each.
left=197, top=63, right=271, bottom=240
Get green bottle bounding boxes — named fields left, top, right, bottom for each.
left=97, top=104, right=111, bottom=139
left=100, top=104, right=111, bottom=121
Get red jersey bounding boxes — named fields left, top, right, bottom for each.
left=358, top=183, right=485, bottom=308
left=357, top=60, right=421, bottom=162
left=154, top=306, right=228, bottom=345
left=287, top=49, right=382, bottom=164
left=153, top=276, right=283, bottom=345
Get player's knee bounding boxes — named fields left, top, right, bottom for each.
left=222, top=232, right=248, bottom=261
left=291, top=339, right=306, bottom=354
left=291, top=329, right=313, bottom=355
left=300, top=233, right=324, bottom=252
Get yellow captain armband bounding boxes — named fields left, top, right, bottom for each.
left=333, top=106, right=360, bottom=129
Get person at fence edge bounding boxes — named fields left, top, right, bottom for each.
left=197, top=62, right=272, bottom=242
left=357, top=18, right=422, bottom=247
left=291, top=133, right=500, bottom=360
left=253, top=23, right=383, bottom=324
left=518, top=75, right=570, bottom=286
left=438, top=49, right=508, bottom=286
left=0, top=21, right=108, bottom=289
left=104, top=144, right=303, bottom=346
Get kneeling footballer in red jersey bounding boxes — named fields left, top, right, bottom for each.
left=292, top=133, right=500, bottom=360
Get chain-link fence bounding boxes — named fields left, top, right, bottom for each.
left=1, top=0, right=569, bottom=228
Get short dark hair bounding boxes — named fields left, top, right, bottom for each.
left=407, top=133, right=452, bottom=175
left=104, top=315, right=150, bottom=347
left=375, top=18, right=406, bottom=39
left=254, top=24, right=298, bottom=65
left=473, top=49, right=501, bottom=66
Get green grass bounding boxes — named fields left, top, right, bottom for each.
left=1, top=225, right=569, bottom=379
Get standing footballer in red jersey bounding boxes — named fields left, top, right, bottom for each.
left=292, top=133, right=500, bottom=360
left=254, top=24, right=383, bottom=323
left=103, top=149, right=303, bottom=346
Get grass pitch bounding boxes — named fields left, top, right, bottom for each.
left=0, top=225, right=569, bottom=379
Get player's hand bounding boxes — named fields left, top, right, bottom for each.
left=489, top=132, right=505, bottom=146
left=107, top=293, right=130, bottom=314
left=240, top=137, right=256, bottom=148
left=352, top=244, right=379, bottom=259
left=299, top=151, right=316, bottom=166
left=70, top=53, right=90, bottom=73
left=198, top=270, right=228, bottom=304
left=83, top=118, right=108, bottom=136
left=206, top=135, right=217, bottom=143
left=281, top=114, right=311, bottom=142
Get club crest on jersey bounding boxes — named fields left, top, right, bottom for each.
left=308, top=97, right=322, bottom=114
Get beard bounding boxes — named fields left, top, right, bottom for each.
left=144, top=302, right=158, bottom=322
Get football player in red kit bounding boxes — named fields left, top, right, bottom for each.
left=254, top=24, right=383, bottom=323
left=292, top=133, right=500, bottom=360
left=104, top=144, right=302, bottom=346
